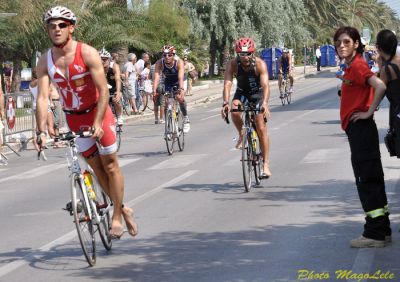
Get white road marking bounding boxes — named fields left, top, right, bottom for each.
left=272, top=101, right=332, bottom=130
left=126, top=170, right=198, bottom=206
left=148, top=154, right=206, bottom=170
left=200, top=114, right=221, bottom=121
left=119, top=158, right=141, bottom=167
left=0, top=158, right=139, bottom=185
left=0, top=170, right=198, bottom=278
left=0, top=163, right=66, bottom=183
left=301, top=149, right=343, bottom=164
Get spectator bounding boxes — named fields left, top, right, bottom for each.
left=3, top=62, right=13, bottom=93
left=334, top=26, right=390, bottom=248
left=203, top=61, right=210, bottom=77
left=0, top=78, right=6, bottom=165
left=135, top=52, right=150, bottom=74
left=316, top=45, right=321, bottom=71
left=124, top=53, right=139, bottom=114
left=183, top=56, right=196, bottom=96
left=140, top=61, right=153, bottom=105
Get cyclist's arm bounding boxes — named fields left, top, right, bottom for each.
left=257, top=58, right=270, bottom=104
left=82, top=44, right=109, bottom=136
left=113, top=63, right=122, bottom=97
left=277, top=58, right=282, bottom=73
left=177, top=59, right=185, bottom=90
left=223, top=59, right=235, bottom=104
left=36, top=54, right=51, bottom=134
left=153, top=60, right=161, bottom=95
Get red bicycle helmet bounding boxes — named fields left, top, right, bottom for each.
left=161, top=45, right=176, bottom=55
left=235, top=38, right=256, bottom=53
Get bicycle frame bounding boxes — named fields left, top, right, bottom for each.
left=64, top=134, right=111, bottom=225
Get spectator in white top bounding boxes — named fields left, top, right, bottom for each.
left=124, top=53, right=139, bottom=114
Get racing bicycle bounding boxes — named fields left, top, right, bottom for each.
left=228, top=98, right=264, bottom=192
left=61, top=130, right=112, bottom=266
left=163, top=88, right=184, bottom=155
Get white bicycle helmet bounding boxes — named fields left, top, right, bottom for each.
left=99, top=48, right=111, bottom=59
left=43, top=6, right=77, bottom=24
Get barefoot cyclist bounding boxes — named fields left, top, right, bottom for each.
left=35, top=6, right=137, bottom=239
left=221, top=37, right=272, bottom=178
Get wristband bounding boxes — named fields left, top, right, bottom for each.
left=36, top=131, right=46, bottom=137
left=222, top=101, right=229, bottom=107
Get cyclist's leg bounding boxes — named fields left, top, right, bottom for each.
left=113, top=99, right=123, bottom=125
left=289, top=73, right=294, bottom=92
left=278, top=73, right=283, bottom=96
left=231, top=92, right=245, bottom=149
left=255, top=112, right=271, bottom=177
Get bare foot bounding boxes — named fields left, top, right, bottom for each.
left=122, top=206, right=138, bottom=237
left=261, top=163, right=271, bottom=178
left=235, top=136, right=243, bottom=149
left=110, top=219, right=124, bottom=239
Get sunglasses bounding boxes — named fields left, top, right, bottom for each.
left=48, top=22, right=70, bottom=30
left=238, top=52, right=252, bottom=57
left=163, top=53, right=174, bottom=58
left=335, top=39, right=352, bottom=47
left=101, top=58, right=109, bottom=62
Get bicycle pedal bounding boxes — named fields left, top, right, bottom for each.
left=63, top=201, right=74, bottom=216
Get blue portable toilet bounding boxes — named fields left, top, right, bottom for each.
left=320, top=45, right=336, bottom=67
left=260, top=48, right=282, bottom=80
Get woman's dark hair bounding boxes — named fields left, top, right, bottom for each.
left=376, top=29, right=398, bottom=62
left=333, top=26, right=364, bottom=57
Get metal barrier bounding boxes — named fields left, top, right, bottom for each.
left=2, top=92, right=35, bottom=156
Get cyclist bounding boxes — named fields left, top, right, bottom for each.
left=152, top=45, right=190, bottom=133
left=278, top=48, right=294, bottom=98
left=35, top=6, right=137, bottom=239
left=221, top=37, right=271, bottom=178
left=99, top=48, right=123, bottom=125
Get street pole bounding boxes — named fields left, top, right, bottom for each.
left=303, top=44, right=306, bottom=74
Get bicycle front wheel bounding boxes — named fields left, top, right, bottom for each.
left=286, top=91, right=292, bottom=104
left=242, top=130, right=253, bottom=192
left=165, top=110, right=175, bottom=155
left=71, top=175, right=96, bottom=266
left=115, top=125, right=122, bottom=152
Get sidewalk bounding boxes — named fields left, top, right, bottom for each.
left=0, top=65, right=336, bottom=157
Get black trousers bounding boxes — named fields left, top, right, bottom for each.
left=346, top=119, right=391, bottom=240
left=316, top=57, right=321, bottom=71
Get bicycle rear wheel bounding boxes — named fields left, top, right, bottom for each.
left=88, top=169, right=112, bottom=251
left=177, top=111, right=185, bottom=151
left=71, top=175, right=96, bottom=266
left=121, top=96, right=131, bottom=116
left=242, top=130, right=253, bottom=192
left=165, top=110, right=175, bottom=155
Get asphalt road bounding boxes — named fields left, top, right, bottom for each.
left=1, top=72, right=400, bottom=282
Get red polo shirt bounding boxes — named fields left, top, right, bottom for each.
left=340, top=54, right=374, bottom=130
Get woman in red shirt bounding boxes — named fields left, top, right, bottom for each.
left=334, top=26, right=390, bottom=248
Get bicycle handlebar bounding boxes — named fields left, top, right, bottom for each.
left=59, top=130, right=94, bottom=141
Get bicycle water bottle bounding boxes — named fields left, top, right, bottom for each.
left=83, top=170, right=96, bottom=200
left=252, top=130, right=257, bottom=149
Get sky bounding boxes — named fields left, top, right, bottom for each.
left=380, top=0, right=400, bottom=18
